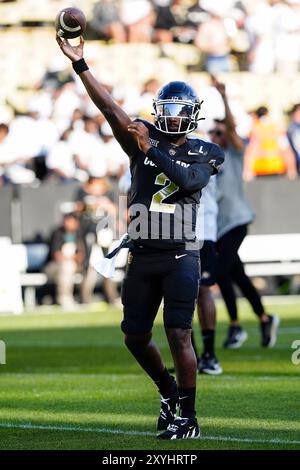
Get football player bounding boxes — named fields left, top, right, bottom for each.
left=56, top=35, right=224, bottom=440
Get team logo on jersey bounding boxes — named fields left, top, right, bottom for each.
left=169, top=148, right=176, bottom=156
left=149, top=138, right=159, bottom=147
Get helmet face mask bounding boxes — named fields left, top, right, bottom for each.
left=153, top=82, right=203, bottom=136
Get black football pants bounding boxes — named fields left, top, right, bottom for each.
left=216, top=224, right=265, bottom=322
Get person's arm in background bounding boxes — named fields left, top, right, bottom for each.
left=74, top=241, right=85, bottom=264
left=243, top=128, right=259, bottom=181
left=51, top=230, right=66, bottom=263
left=212, top=77, right=244, bottom=152
left=278, top=132, right=298, bottom=180
left=56, top=36, right=138, bottom=158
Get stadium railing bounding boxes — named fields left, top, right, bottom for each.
left=239, top=233, right=300, bottom=279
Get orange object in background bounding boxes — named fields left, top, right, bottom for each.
left=244, top=106, right=297, bottom=180
left=251, top=119, right=286, bottom=176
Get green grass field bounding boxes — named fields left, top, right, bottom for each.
left=0, top=299, right=299, bottom=450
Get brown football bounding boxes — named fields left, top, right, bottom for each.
left=55, top=7, right=86, bottom=39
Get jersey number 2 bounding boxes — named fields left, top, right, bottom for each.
left=149, top=173, right=179, bottom=214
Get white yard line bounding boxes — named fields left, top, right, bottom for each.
left=0, top=422, right=299, bottom=446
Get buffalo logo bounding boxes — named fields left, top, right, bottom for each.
left=149, top=138, right=159, bottom=147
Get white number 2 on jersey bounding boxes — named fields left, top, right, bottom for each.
left=149, top=173, right=179, bottom=214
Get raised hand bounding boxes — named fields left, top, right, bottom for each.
left=56, top=34, right=84, bottom=63
left=216, top=82, right=226, bottom=98
left=210, top=75, right=226, bottom=97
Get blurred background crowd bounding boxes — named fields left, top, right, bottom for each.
left=2, top=0, right=300, bottom=73
left=0, top=0, right=300, bottom=310
left=1, top=0, right=300, bottom=187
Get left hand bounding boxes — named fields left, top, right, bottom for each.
left=127, top=122, right=151, bottom=153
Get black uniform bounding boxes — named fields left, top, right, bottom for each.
left=121, top=120, right=224, bottom=334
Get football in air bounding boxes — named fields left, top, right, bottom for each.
left=55, top=7, right=86, bottom=39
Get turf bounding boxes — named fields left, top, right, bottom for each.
left=0, top=299, right=299, bottom=450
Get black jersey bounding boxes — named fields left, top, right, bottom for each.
left=127, top=120, right=224, bottom=250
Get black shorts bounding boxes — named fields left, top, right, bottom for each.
left=200, top=240, right=217, bottom=287
left=121, top=246, right=200, bottom=335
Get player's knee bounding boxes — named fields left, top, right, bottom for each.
left=165, top=328, right=192, bottom=352
left=124, top=332, right=152, bottom=350
left=121, top=317, right=153, bottom=336
left=163, top=307, right=194, bottom=331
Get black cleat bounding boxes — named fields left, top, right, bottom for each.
left=157, top=392, right=179, bottom=433
left=261, top=314, right=280, bottom=348
left=198, top=354, right=223, bottom=375
left=157, top=416, right=200, bottom=440
left=223, top=326, right=248, bottom=349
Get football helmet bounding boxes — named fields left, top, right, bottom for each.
left=153, top=81, right=203, bottom=135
